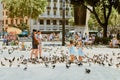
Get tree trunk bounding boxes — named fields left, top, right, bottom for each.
left=103, top=25, right=107, bottom=37
left=74, top=6, right=86, bottom=26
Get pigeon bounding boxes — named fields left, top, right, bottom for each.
left=9, top=63, right=12, bottom=67
left=23, top=67, right=27, bottom=71
left=78, top=62, right=83, bottom=66
left=116, top=64, right=119, bottom=68
left=1, top=61, right=5, bottom=66
left=44, top=62, right=49, bottom=68
left=17, top=65, right=20, bottom=67
left=108, top=63, right=112, bottom=66
left=52, top=64, right=55, bottom=69
left=66, top=64, right=70, bottom=69
left=0, top=49, right=3, bottom=54
left=12, top=57, right=15, bottom=62
left=85, top=68, right=91, bottom=74
left=4, top=57, right=8, bottom=61
left=8, top=49, right=13, bottom=54
left=102, top=62, right=105, bottom=66
left=89, top=63, right=91, bottom=67
left=17, top=58, right=19, bottom=61
left=9, top=59, right=12, bottom=63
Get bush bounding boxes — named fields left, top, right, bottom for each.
left=94, top=37, right=110, bottom=45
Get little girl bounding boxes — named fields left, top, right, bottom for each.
left=68, top=40, right=76, bottom=62
left=76, top=41, right=84, bottom=62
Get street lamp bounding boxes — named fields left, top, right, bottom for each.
left=62, top=0, right=65, bottom=46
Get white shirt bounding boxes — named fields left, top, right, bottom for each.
left=38, top=34, right=43, bottom=40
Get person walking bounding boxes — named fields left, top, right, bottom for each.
left=37, top=31, right=43, bottom=58
left=30, top=29, right=39, bottom=59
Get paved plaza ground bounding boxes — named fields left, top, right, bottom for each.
left=0, top=42, right=120, bottom=80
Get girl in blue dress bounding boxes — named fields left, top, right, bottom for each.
left=76, top=41, right=84, bottom=61
left=68, top=40, right=76, bottom=62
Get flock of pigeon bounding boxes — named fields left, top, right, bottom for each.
left=0, top=45, right=120, bottom=74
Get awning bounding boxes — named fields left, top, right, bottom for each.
left=7, top=27, right=22, bottom=34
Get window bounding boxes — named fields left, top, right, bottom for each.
left=54, top=11, right=56, bottom=15
left=33, top=20, right=37, bottom=25
left=59, top=20, right=62, bottom=25
left=48, top=3, right=50, bottom=7
left=66, top=4, right=68, bottom=7
left=66, top=20, right=68, bottom=25
left=66, top=11, right=68, bottom=16
left=6, top=11, right=8, bottom=16
left=60, top=3, right=62, bottom=8
left=53, top=20, right=56, bottom=25
left=3, top=4, right=4, bottom=9
left=54, top=3, right=56, bottom=7
left=11, top=19, right=13, bottom=24
left=40, top=20, right=44, bottom=25
left=47, top=10, right=50, bottom=15
left=5, top=19, right=8, bottom=24
left=26, top=19, right=28, bottom=24
left=20, top=19, right=22, bottom=23
left=15, top=19, right=17, bottom=24
left=60, top=10, right=62, bottom=16
left=47, top=20, right=50, bottom=25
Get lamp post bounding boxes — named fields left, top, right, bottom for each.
left=62, top=0, right=65, bottom=46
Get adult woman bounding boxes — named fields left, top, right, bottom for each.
left=109, top=36, right=119, bottom=48
left=30, top=29, right=39, bottom=59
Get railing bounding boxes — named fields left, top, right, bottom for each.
left=38, top=26, right=75, bottom=31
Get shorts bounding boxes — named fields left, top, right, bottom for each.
left=32, top=43, right=38, bottom=49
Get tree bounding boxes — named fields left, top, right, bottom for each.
left=70, top=0, right=120, bottom=37
left=109, top=8, right=120, bottom=27
left=88, top=7, right=120, bottom=30
left=2, top=0, right=47, bottom=19
left=2, top=0, right=47, bottom=33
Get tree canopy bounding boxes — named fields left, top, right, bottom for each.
left=2, top=0, right=47, bottom=19
left=70, top=0, right=120, bottom=37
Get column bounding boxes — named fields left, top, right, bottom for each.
left=44, top=19, right=46, bottom=31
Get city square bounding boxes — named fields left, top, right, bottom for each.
left=0, top=42, right=120, bottom=80
left=0, top=0, right=120, bottom=80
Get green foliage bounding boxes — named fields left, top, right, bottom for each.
left=88, top=14, right=99, bottom=29
left=109, top=8, right=120, bottom=26
left=2, top=0, right=47, bottom=19
left=69, top=18, right=75, bottom=26
left=70, top=0, right=120, bottom=37
left=88, top=7, right=120, bottom=29
left=17, top=22, right=29, bottom=31
left=94, top=36, right=110, bottom=45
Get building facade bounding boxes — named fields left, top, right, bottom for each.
left=31, top=0, right=74, bottom=33
left=0, top=1, right=3, bottom=33
left=2, top=3, right=29, bottom=31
